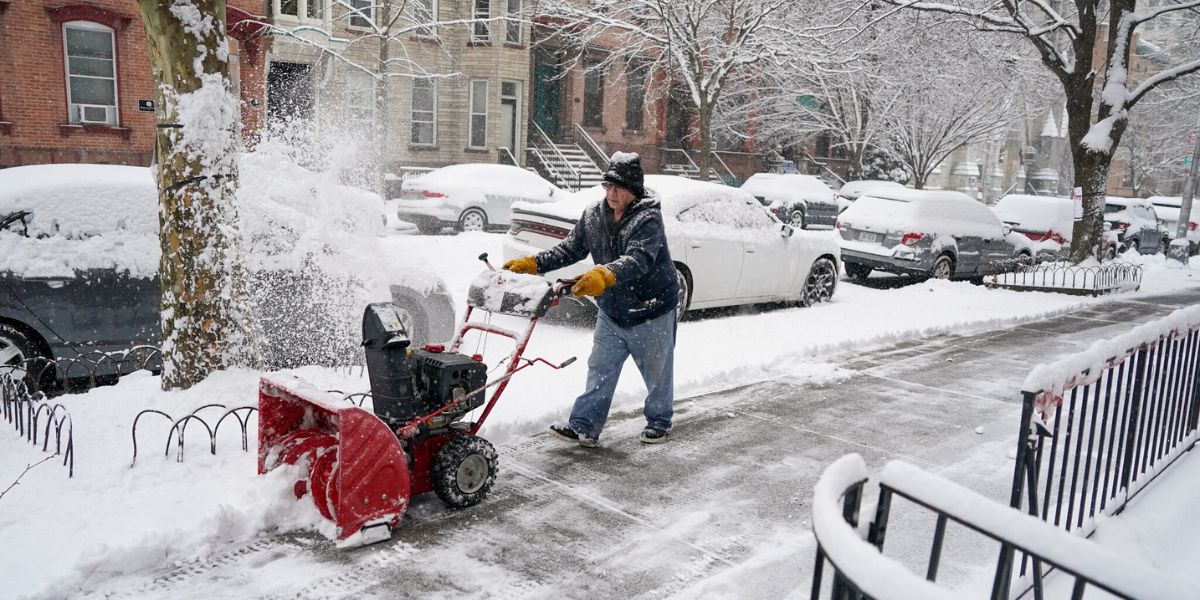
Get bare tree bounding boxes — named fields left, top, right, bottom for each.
left=537, top=0, right=797, bottom=181
left=880, top=0, right=1200, bottom=261
left=138, top=0, right=256, bottom=390
left=1115, top=80, right=1200, bottom=196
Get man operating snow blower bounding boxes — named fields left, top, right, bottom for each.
left=504, top=152, right=679, bottom=447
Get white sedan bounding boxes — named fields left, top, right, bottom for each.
left=393, top=164, right=563, bottom=234
left=502, top=175, right=841, bottom=319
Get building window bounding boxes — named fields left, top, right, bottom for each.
left=280, top=0, right=298, bottom=16
left=625, top=63, right=644, bottom=130
left=472, top=0, right=489, bottom=42
left=505, top=0, right=520, bottom=44
left=499, top=80, right=520, bottom=154
left=63, top=22, right=118, bottom=126
left=346, top=69, right=375, bottom=134
left=583, top=56, right=605, bottom=128
left=349, top=0, right=373, bottom=28
left=469, top=79, right=488, bottom=148
left=411, top=77, right=436, bottom=145
left=413, top=0, right=436, bottom=36
left=307, top=0, right=323, bottom=19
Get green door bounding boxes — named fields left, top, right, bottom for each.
left=533, top=61, right=560, bottom=138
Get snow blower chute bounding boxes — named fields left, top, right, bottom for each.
left=258, top=254, right=578, bottom=547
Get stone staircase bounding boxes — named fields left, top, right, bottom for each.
left=529, top=140, right=605, bottom=192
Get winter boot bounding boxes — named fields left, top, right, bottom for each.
left=639, top=427, right=670, bottom=444
left=549, top=424, right=598, bottom=448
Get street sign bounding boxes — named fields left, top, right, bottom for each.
left=137, top=99, right=155, bottom=112
left=1072, top=187, right=1083, bottom=220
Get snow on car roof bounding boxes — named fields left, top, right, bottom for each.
left=841, top=189, right=1002, bottom=237
left=837, top=179, right=905, bottom=198
left=0, top=163, right=158, bottom=237
left=1104, top=196, right=1151, bottom=208
left=408, top=163, right=561, bottom=199
left=512, top=175, right=756, bottom=223
left=1147, top=196, right=1182, bottom=208
left=993, top=194, right=1073, bottom=235
left=740, top=173, right=834, bottom=201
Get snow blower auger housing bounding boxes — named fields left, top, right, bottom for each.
left=258, top=253, right=576, bottom=547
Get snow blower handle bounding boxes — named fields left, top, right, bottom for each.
left=553, top=278, right=577, bottom=297
left=478, top=252, right=496, bottom=271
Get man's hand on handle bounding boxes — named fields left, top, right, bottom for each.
left=503, top=256, right=538, bottom=274
left=572, top=265, right=616, bottom=298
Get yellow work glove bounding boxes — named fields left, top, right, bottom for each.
left=572, top=265, right=616, bottom=298
left=503, top=256, right=538, bottom=274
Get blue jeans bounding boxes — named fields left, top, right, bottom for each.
left=568, top=307, right=676, bottom=440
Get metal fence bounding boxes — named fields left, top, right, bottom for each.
left=985, top=262, right=1143, bottom=296
left=1009, top=306, right=1200, bottom=576
left=1, top=372, right=74, bottom=477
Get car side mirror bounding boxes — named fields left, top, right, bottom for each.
left=781, top=224, right=794, bottom=238
left=1103, top=222, right=1112, bottom=231
left=1001, top=224, right=1012, bottom=235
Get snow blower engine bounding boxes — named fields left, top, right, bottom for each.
left=257, top=254, right=578, bottom=547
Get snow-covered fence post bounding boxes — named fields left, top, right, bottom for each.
left=138, top=0, right=256, bottom=390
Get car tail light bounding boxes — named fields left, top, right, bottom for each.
left=1048, top=230, right=1067, bottom=245
left=1190, top=221, right=1198, bottom=232
left=834, top=219, right=841, bottom=230
left=422, top=190, right=446, bottom=198
left=1021, top=231, right=1044, bottom=242
left=901, top=233, right=924, bottom=246
left=1113, top=221, right=1129, bottom=230
left=511, top=218, right=568, bottom=239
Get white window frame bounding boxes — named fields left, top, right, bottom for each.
left=62, top=21, right=119, bottom=127
left=271, top=0, right=326, bottom=24
left=504, top=0, right=521, bottom=44
left=500, top=79, right=520, bottom=152
left=412, top=0, right=437, bottom=37
left=410, top=77, right=437, bottom=146
left=346, top=69, right=376, bottom=135
left=471, top=0, right=490, bottom=43
left=468, top=79, right=489, bottom=149
left=347, top=0, right=374, bottom=29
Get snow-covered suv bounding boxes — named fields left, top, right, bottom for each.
left=0, top=154, right=455, bottom=388
left=1104, top=197, right=1164, bottom=254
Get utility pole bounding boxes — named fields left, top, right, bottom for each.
left=1169, top=126, right=1200, bottom=264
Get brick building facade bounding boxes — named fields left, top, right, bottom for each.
left=0, top=0, right=268, bottom=168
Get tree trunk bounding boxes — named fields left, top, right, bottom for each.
left=847, top=142, right=865, bottom=182
left=138, top=0, right=255, bottom=390
left=1069, top=149, right=1112, bottom=262
left=697, top=101, right=712, bottom=182
left=375, top=8, right=391, bottom=199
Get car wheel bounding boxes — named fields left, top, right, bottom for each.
left=1104, top=245, right=1117, bottom=261
left=1014, top=252, right=1033, bottom=268
left=800, top=258, right=838, bottom=307
left=0, top=322, right=54, bottom=393
left=929, top=254, right=955, bottom=280
left=458, top=209, right=488, bottom=233
left=788, top=208, right=806, bottom=229
left=432, top=435, right=498, bottom=509
left=844, top=262, right=872, bottom=282
left=1125, top=238, right=1139, bottom=254
left=674, top=264, right=691, bottom=322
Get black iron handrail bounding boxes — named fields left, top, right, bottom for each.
left=811, top=454, right=1194, bottom=600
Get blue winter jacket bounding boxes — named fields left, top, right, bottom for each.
left=535, top=196, right=679, bottom=328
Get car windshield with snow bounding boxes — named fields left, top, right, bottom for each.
left=837, top=188, right=1033, bottom=281
left=739, top=173, right=839, bottom=229
left=503, top=175, right=842, bottom=319
left=393, top=164, right=562, bottom=234
left=0, top=156, right=455, bottom=390
left=1104, top=197, right=1165, bottom=255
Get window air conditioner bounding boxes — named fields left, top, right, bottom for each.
left=77, top=104, right=114, bottom=125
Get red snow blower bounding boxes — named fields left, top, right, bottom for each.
left=258, top=253, right=576, bottom=546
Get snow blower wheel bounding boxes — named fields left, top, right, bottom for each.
left=432, top=435, right=498, bottom=509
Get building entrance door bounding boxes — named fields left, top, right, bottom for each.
left=532, top=59, right=560, bottom=138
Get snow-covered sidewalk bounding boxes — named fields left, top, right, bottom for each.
left=1, top=232, right=1196, bottom=599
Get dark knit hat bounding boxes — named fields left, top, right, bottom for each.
left=603, top=151, right=646, bottom=198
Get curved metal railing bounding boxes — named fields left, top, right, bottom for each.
left=984, top=261, right=1143, bottom=296
left=0, top=345, right=162, bottom=396
left=1, top=372, right=74, bottom=477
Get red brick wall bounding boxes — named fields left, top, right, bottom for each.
left=0, top=0, right=267, bottom=168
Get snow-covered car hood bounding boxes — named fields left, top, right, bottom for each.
left=740, top=174, right=836, bottom=206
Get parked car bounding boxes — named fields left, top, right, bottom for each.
left=739, top=173, right=839, bottom=229
left=1104, top=197, right=1165, bottom=254
left=836, top=188, right=1033, bottom=280
left=1147, top=196, right=1199, bottom=255
left=835, top=180, right=906, bottom=213
left=393, top=164, right=562, bottom=234
left=992, top=194, right=1121, bottom=261
left=502, top=175, right=841, bottom=319
left=0, top=161, right=455, bottom=390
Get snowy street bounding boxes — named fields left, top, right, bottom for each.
left=0, top=228, right=1183, bottom=599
